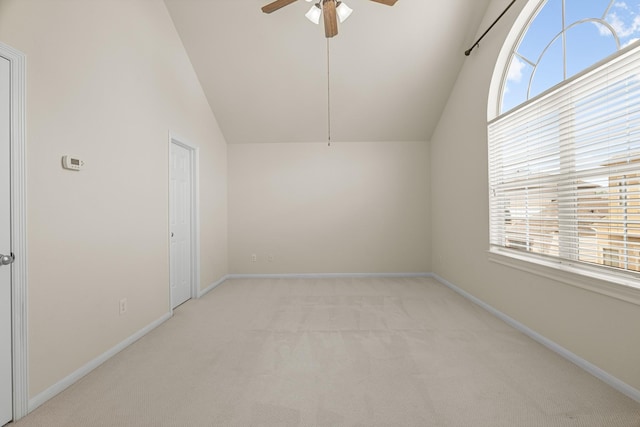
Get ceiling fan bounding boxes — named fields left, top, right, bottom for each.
left=261, top=0, right=398, bottom=38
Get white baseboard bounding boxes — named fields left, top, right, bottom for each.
left=28, top=312, right=172, bottom=413
left=432, top=273, right=640, bottom=404
left=198, top=275, right=229, bottom=298
left=227, top=272, right=434, bottom=280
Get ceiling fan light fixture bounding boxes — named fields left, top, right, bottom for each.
left=305, top=3, right=322, bottom=24
left=262, top=0, right=397, bottom=37
left=336, top=2, right=353, bottom=23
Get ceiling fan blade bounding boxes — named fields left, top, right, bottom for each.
left=323, top=0, right=338, bottom=38
left=262, top=0, right=298, bottom=14
left=369, top=0, right=398, bottom=5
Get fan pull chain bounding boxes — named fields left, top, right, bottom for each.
left=327, top=38, right=332, bottom=147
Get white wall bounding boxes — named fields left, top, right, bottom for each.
left=431, top=0, right=640, bottom=392
left=228, top=141, right=430, bottom=274
left=3, top=0, right=636, bottom=409
left=0, top=0, right=228, bottom=398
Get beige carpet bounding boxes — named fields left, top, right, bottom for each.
left=12, top=277, right=640, bottom=426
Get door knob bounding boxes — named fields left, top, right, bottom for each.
left=0, top=253, right=14, bottom=266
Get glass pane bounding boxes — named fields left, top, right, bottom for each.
left=566, top=22, right=617, bottom=77
left=517, top=0, right=563, bottom=63
left=530, top=37, right=564, bottom=98
left=565, top=0, right=609, bottom=23
left=501, top=56, right=534, bottom=113
left=605, top=0, right=640, bottom=47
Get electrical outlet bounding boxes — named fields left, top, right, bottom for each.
left=268, top=254, right=274, bottom=263
left=119, top=298, right=127, bottom=315
left=251, top=254, right=257, bottom=262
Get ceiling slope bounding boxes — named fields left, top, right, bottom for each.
left=164, top=0, right=491, bottom=143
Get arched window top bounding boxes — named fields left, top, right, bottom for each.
left=500, top=0, right=640, bottom=114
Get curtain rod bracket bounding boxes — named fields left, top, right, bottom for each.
left=465, top=0, right=516, bottom=57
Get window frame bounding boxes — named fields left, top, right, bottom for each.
left=487, top=0, right=640, bottom=306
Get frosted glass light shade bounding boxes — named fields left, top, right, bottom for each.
left=336, top=2, right=353, bottom=23
left=305, top=4, right=322, bottom=24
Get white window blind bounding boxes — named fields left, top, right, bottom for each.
left=489, top=44, right=640, bottom=275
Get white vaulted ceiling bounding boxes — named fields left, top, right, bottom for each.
left=163, top=0, right=492, bottom=144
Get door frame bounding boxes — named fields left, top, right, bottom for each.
left=168, top=133, right=200, bottom=312
left=0, top=43, right=27, bottom=420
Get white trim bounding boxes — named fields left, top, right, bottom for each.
left=168, top=133, right=200, bottom=310
left=28, top=312, right=172, bottom=413
left=488, top=248, right=640, bottom=307
left=0, top=42, right=28, bottom=421
left=487, top=0, right=542, bottom=120
left=432, top=273, right=640, bottom=404
left=197, top=273, right=434, bottom=299
left=227, top=273, right=434, bottom=280
left=197, top=275, right=229, bottom=298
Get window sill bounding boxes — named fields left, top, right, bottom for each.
left=488, top=248, right=640, bottom=306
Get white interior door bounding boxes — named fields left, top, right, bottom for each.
left=0, top=56, right=13, bottom=426
left=169, top=142, right=192, bottom=309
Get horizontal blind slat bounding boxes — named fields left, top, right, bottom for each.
left=489, top=43, right=640, bottom=275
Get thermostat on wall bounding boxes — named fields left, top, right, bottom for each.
left=62, top=155, right=84, bottom=171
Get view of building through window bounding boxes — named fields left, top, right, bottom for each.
left=490, top=0, right=640, bottom=276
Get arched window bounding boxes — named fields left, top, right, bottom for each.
left=500, top=0, right=640, bottom=113
left=488, top=0, right=640, bottom=284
